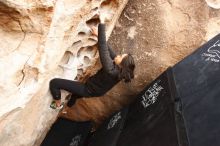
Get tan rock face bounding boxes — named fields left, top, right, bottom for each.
left=0, top=0, right=220, bottom=145
left=205, top=0, right=220, bottom=9
left=0, top=0, right=128, bottom=145
left=107, top=0, right=220, bottom=97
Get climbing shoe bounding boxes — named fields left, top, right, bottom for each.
left=50, top=101, right=64, bottom=110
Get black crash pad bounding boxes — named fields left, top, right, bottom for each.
left=172, top=33, right=220, bottom=146
left=89, top=107, right=128, bottom=146
left=41, top=118, right=92, bottom=146
left=116, top=69, right=180, bottom=146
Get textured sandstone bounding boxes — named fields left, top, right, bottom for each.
left=0, top=0, right=220, bottom=146
left=0, top=0, right=128, bottom=145
left=205, top=0, right=220, bottom=9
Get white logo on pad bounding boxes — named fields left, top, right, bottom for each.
left=69, top=135, right=81, bottom=146
left=202, top=40, right=220, bottom=63
left=141, top=80, right=164, bottom=108
left=107, top=112, right=122, bottom=130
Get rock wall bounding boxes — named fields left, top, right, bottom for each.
left=0, top=0, right=220, bottom=146
left=0, top=0, right=128, bottom=145
left=106, top=0, right=220, bottom=111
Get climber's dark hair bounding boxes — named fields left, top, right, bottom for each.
left=118, top=54, right=135, bottom=83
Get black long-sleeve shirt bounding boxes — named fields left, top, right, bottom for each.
left=85, top=24, right=120, bottom=96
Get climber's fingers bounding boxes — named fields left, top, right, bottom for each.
left=90, top=26, right=98, bottom=36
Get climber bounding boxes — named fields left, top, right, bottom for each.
left=49, top=21, right=135, bottom=110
